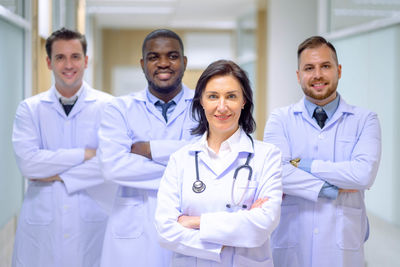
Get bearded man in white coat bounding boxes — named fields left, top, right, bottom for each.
left=99, top=29, right=197, bottom=267
left=12, top=28, right=113, bottom=267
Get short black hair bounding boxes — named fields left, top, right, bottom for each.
left=142, top=29, right=184, bottom=57
left=191, top=59, right=256, bottom=136
left=297, top=36, right=338, bottom=67
left=45, top=27, right=87, bottom=58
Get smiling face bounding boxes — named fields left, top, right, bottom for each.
left=297, top=44, right=342, bottom=106
left=46, top=39, right=88, bottom=97
left=140, top=37, right=187, bottom=102
left=201, top=75, right=245, bottom=141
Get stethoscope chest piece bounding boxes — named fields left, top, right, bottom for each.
left=192, top=180, right=206, bottom=193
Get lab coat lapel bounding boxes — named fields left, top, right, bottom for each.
left=323, top=97, right=354, bottom=129
left=294, top=98, right=320, bottom=130
left=167, top=85, right=194, bottom=125
left=68, top=83, right=96, bottom=118
left=41, top=87, right=67, bottom=118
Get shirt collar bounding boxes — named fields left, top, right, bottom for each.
left=198, top=127, right=241, bottom=155
left=304, top=93, right=340, bottom=120
left=55, top=84, right=83, bottom=105
left=146, top=88, right=184, bottom=105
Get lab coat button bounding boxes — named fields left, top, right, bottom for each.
left=63, top=205, right=69, bottom=210
left=64, top=233, right=69, bottom=239
left=318, top=134, right=324, bottom=139
left=314, top=228, right=319, bottom=234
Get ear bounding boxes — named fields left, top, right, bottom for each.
left=84, top=55, right=88, bottom=68
left=140, top=58, right=145, bottom=71
left=296, top=69, right=300, bottom=84
left=183, top=56, right=187, bottom=70
left=46, top=56, right=52, bottom=70
left=337, top=64, right=342, bottom=79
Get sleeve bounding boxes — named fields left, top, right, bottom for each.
left=98, top=101, right=166, bottom=190
left=150, top=139, right=193, bottom=165
left=311, top=112, right=381, bottom=190
left=199, top=145, right=282, bottom=248
left=155, top=152, right=223, bottom=262
left=60, top=156, right=104, bottom=194
left=12, top=101, right=85, bottom=179
left=263, top=110, right=324, bottom=202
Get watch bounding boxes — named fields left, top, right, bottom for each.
left=290, top=158, right=301, bottom=168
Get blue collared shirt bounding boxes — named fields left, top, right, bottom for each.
left=299, top=94, right=341, bottom=199
left=146, top=88, right=184, bottom=122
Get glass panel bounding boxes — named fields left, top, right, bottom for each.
left=0, top=0, right=24, bottom=17
left=329, top=0, right=400, bottom=32
left=0, top=17, right=24, bottom=228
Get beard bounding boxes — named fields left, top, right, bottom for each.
left=147, top=76, right=183, bottom=95
left=302, top=79, right=338, bottom=102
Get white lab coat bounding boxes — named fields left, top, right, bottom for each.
left=11, top=83, right=114, bottom=267
left=155, top=129, right=283, bottom=267
left=98, top=85, right=197, bottom=267
left=264, top=97, right=381, bottom=267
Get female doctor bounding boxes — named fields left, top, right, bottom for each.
left=155, top=60, right=283, bottom=266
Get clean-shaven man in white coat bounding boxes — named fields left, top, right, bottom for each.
left=99, top=29, right=197, bottom=267
left=12, top=28, right=113, bottom=267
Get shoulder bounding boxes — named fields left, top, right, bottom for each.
left=253, top=139, right=281, bottom=157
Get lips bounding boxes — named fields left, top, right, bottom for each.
left=311, top=82, right=328, bottom=90
left=155, top=71, right=173, bottom=80
left=215, top=114, right=231, bottom=121
left=63, top=70, right=76, bottom=79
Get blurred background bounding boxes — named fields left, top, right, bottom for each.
left=1, top=0, right=399, bottom=266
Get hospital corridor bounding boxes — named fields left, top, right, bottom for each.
left=1, top=0, right=400, bottom=266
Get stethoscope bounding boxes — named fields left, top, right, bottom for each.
left=192, top=136, right=254, bottom=209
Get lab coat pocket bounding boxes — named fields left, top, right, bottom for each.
left=170, top=253, right=196, bottom=267
left=235, top=180, right=258, bottom=208
left=336, top=205, right=362, bottom=250
left=112, top=195, right=144, bottom=239
left=233, top=254, right=273, bottom=267
left=79, top=191, right=108, bottom=222
left=26, top=184, right=53, bottom=225
left=336, top=136, right=357, bottom=160
left=271, top=205, right=299, bottom=248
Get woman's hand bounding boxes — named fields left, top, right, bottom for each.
left=178, top=215, right=200, bottom=229
left=250, top=197, right=269, bottom=209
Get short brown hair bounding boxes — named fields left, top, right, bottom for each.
left=45, top=27, right=87, bottom=58
left=297, top=36, right=338, bottom=67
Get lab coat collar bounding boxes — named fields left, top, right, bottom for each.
left=132, top=84, right=194, bottom=125
left=189, top=128, right=254, bottom=177
left=293, top=95, right=355, bottom=130
left=40, top=81, right=96, bottom=118
left=189, top=128, right=254, bottom=154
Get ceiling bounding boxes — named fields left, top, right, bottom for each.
left=86, top=0, right=258, bottom=29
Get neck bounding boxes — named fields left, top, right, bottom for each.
left=55, top=84, right=81, bottom=98
left=207, top=127, right=238, bottom=154
left=149, top=85, right=182, bottom=103
left=308, top=91, right=337, bottom=106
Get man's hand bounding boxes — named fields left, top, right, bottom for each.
left=84, top=148, right=96, bottom=161
left=339, top=189, right=358, bottom=193
left=250, top=197, right=269, bottom=209
left=177, top=215, right=200, bottom=229
left=30, top=175, right=63, bottom=183
left=131, top=141, right=152, bottom=159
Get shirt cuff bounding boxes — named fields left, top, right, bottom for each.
left=318, top=182, right=339, bottom=200
left=298, top=158, right=312, bottom=173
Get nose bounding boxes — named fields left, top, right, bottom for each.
left=158, top=55, right=170, bottom=68
left=313, top=67, right=322, bottom=79
left=217, top=97, right=227, bottom=112
left=65, top=58, right=73, bottom=68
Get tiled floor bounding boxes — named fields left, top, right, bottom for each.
left=365, top=212, right=400, bottom=267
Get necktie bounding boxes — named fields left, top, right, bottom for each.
left=156, top=101, right=175, bottom=122
left=313, top=107, right=327, bottom=129
left=59, top=98, right=78, bottom=116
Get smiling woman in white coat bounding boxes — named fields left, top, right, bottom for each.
left=155, top=60, right=283, bottom=267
